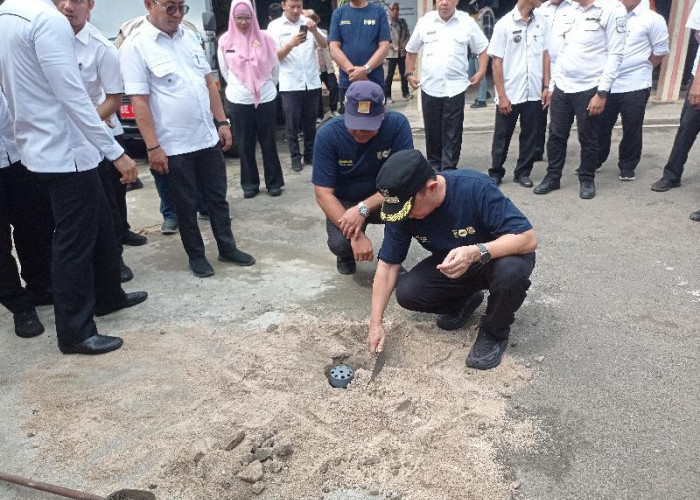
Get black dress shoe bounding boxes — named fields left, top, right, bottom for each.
left=120, top=260, right=134, bottom=283
left=14, top=310, right=45, bottom=338
left=533, top=177, right=560, bottom=195
left=436, top=291, right=485, bottom=331
left=95, top=291, right=148, bottom=317
left=579, top=180, right=596, bottom=199
left=268, top=187, right=282, bottom=197
left=219, top=248, right=256, bottom=266
left=651, top=178, right=681, bottom=192
left=690, top=209, right=700, bottom=221
left=336, top=256, right=356, bottom=275
left=514, top=175, right=534, bottom=187
left=59, top=334, right=123, bottom=355
left=291, top=157, right=303, bottom=172
left=488, top=174, right=502, bottom=186
left=190, top=256, right=215, bottom=277
left=122, top=230, right=148, bottom=247
left=243, top=189, right=259, bottom=199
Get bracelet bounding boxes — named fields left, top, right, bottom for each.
left=404, top=71, right=414, bottom=78
left=542, top=85, right=549, bottom=90
left=146, top=144, right=161, bottom=152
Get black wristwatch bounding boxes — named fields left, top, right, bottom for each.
left=215, top=119, right=231, bottom=128
left=596, top=90, right=609, bottom=98
left=476, top=243, right=491, bottom=265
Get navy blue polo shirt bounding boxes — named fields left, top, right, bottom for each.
left=312, top=111, right=413, bottom=203
left=378, top=170, right=533, bottom=264
left=329, top=3, right=391, bottom=90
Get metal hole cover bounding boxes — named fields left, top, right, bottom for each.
left=328, top=365, right=354, bottom=389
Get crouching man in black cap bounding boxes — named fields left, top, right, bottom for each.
left=367, top=149, right=537, bottom=370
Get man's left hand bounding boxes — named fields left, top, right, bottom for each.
left=218, top=125, right=233, bottom=151
left=348, top=66, right=369, bottom=82
left=306, top=20, right=318, bottom=33
left=338, top=205, right=365, bottom=239
left=587, top=94, right=606, bottom=116
left=436, top=245, right=479, bottom=279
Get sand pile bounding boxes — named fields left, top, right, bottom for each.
left=21, top=313, right=542, bottom=500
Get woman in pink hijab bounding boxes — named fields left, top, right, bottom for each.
left=218, top=0, right=284, bottom=198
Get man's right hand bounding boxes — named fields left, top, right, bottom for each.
left=347, top=66, right=369, bottom=82
left=351, top=232, right=374, bottom=262
left=407, top=75, right=420, bottom=90
left=338, top=205, right=365, bottom=239
left=498, top=95, right=512, bottom=115
left=368, top=322, right=386, bottom=354
left=113, top=154, right=138, bottom=184
left=148, top=146, right=169, bottom=174
left=690, top=77, right=700, bottom=108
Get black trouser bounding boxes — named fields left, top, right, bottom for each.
left=535, top=105, right=547, bottom=159
left=167, top=145, right=237, bottom=260
left=395, top=252, right=535, bottom=340
left=546, top=87, right=599, bottom=182
left=319, top=71, right=339, bottom=117
left=228, top=100, right=284, bottom=194
left=490, top=100, right=542, bottom=180
left=36, top=168, right=125, bottom=345
left=596, top=88, right=650, bottom=173
left=280, top=88, right=321, bottom=160
left=422, top=90, right=466, bottom=171
left=385, top=56, right=409, bottom=99
left=0, top=162, right=52, bottom=304
left=97, top=158, right=125, bottom=259
left=338, top=87, right=347, bottom=115
left=325, top=199, right=383, bottom=261
left=660, top=87, right=700, bottom=183
left=115, top=135, right=130, bottom=237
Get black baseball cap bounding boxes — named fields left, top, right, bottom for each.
left=344, top=81, right=385, bottom=131
left=376, top=150, right=436, bottom=223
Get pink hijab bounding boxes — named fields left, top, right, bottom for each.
left=218, top=0, right=278, bottom=107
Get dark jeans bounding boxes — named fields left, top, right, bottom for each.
left=325, top=199, right=383, bottom=261
left=228, top=100, right=284, bottom=193
left=660, top=88, right=700, bottom=183
left=151, top=170, right=178, bottom=221
left=385, top=56, right=409, bottom=98
left=167, top=145, right=237, bottom=260
left=36, top=168, right=125, bottom=345
left=280, top=88, right=321, bottom=160
left=546, top=87, right=599, bottom=182
left=395, top=252, right=536, bottom=339
left=597, top=88, right=650, bottom=172
left=490, top=100, right=541, bottom=180
left=422, top=90, right=466, bottom=171
left=0, top=163, right=52, bottom=314
left=319, top=71, right=339, bottom=117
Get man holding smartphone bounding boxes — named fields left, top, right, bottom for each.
left=267, top=0, right=328, bottom=172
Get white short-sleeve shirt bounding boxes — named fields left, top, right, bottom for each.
left=612, top=6, right=669, bottom=93
left=266, top=15, right=323, bottom=92
left=0, top=93, right=20, bottom=169
left=686, top=0, right=700, bottom=75
left=536, top=0, right=575, bottom=67
left=488, top=8, right=550, bottom=105
left=119, top=20, right=218, bottom=156
left=405, top=10, right=489, bottom=98
left=0, top=0, right=123, bottom=173
left=73, top=22, right=125, bottom=139
left=217, top=46, right=278, bottom=105
left=552, top=0, right=627, bottom=93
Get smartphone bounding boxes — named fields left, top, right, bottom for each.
left=299, top=25, right=308, bottom=34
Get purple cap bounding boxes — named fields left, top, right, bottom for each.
left=344, top=81, right=386, bottom=131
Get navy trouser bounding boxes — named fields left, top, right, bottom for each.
left=546, top=87, right=599, bottom=182
left=659, top=87, right=700, bottom=183
left=490, top=100, right=541, bottom=180
left=385, top=56, right=409, bottom=99
left=167, top=145, right=238, bottom=260
left=228, top=99, right=284, bottom=194
left=319, top=71, right=339, bottom=116
left=280, top=89, right=321, bottom=161
left=596, top=88, right=650, bottom=172
left=395, top=252, right=535, bottom=340
left=422, top=90, right=466, bottom=171
left=325, top=199, right=383, bottom=261
left=36, top=168, right=125, bottom=345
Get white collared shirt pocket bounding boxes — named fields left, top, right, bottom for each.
left=146, top=57, right=184, bottom=91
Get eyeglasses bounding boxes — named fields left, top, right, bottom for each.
left=152, top=0, right=190, bottom=16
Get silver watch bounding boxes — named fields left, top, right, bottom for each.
left=477, top=243, right=491, bottom=264
left=357, top=201, right=370, bottom=217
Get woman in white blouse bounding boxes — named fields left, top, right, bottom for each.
left=218, top=0, right=284, bottom=198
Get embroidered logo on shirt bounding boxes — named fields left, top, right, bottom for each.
left=452, top=227, right=476, bottom=238
left=414, top=235, right=428, bottom=243
left=376, top=149, right=391, bottom=160
left=364, top=19, right=376, bottom=26
left=340, top=20, right=351, bottom=25
left=338, top=159, right=354, bottom=167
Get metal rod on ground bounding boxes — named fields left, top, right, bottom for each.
left=0, top=471, right=105, bottom=500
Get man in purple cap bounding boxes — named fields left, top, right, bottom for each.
left=312, top=81, right=413, bottom=275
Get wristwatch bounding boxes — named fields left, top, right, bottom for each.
left=476, top=243, right=491, bottom=265
left=215, top=118, right=231, bottom=128
left=364, top=64, right=372, bottom=75
left=596, top=90, right=609, bottom=98
left=357, top=201, right=370, bottom=218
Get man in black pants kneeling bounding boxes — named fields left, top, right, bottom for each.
left=367, top=150, right=537, bottom=370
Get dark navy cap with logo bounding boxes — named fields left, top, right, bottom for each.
left=376, top=149, right=436, bottom=223
left=344, top=81, right=386, bottom=131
